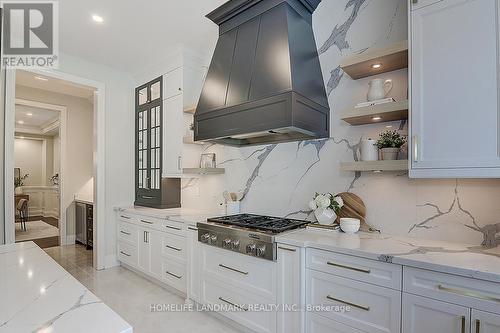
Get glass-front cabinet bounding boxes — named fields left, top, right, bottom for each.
left=135, top=76, right=180, bottom=208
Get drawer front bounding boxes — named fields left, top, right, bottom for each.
left=117, top=222, right=138, bottom=245
left=307, top=313, right=365, bottom=333
left=201, top=244, right=276, bottom=300
left=117, top=212, right=137, bottom=224
left=403, top=266, right=500, bottom=314
left=118, top=241, right=137, bottom=267
left=135, top=215, right=164, bottom=232
left=201, top=277, right=277, bottom=333
left=307, top=249, right=402, bottom=290
left=162, top=257, right=186, bottom=293
left=162, top=219, right=185, bottom=236
left=307, top=270, right=401, bottom=333
left=161, top=232, right=186, bottom=261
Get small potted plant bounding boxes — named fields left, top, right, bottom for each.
left=376, top=130, right=406, bottom=160
left=14, top=173, right=29, bottom=195
left=309, top=193, right=344, bottom=225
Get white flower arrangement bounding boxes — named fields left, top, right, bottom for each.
left=309, top=193, right=344, bottom=214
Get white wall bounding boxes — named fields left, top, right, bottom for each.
left=16, top=86, right=94, bottom=238
left=14, top=138, right=43, bottom=185
left=54, top=53, right=135, bottom=266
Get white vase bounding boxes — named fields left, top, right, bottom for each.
left=367, top=79, right=393, bottom=101
left=314, top=208, right=337, bottom=226
left=15, top=187, right=23, bottom=195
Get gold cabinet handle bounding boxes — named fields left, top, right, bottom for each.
left=140, top=219, right=154, bottom=224
left=438, top=284, right=500, bottom=303
left=219, top=264, right=248, bottom=275
left=165, top=225, right=181, bottom=231
left=412, top=135, right=419, bottom=162
left=166, top=271, right=182, bottom=279
left=218, top=297, right=247, bottom=311
left=326, top=295, right=370, bottom=311
left=120, top=230, right=131, bottom=235
left=327, top=261, right=371, bottom=274
left=120, top=251, right=131, bottom=257
left=188, top=226, right=198, bottom=231
left=278, top=246, right=296, bottom=252
left=120, top=215, right=131, bottom=219
left=475, top=319, right=480, bottom=333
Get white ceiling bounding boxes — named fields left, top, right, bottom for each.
left=59, top=0, right=226, bottom=74
left=16, top=70, right=96, bottom=100
left=15, top=105, right=59, bottom=127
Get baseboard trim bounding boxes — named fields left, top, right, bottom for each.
left=65, top=235, right=76, bottom=245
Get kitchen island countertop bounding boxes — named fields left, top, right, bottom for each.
left=0, top=242, right=132, bottom=333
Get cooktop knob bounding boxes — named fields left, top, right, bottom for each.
left=223, top=238, right=232, bottom=248
left=256, top=245, right=266, bottom=257
left=231, top=240, right=240, bottom=250
left=246, top=244, right=256, bottom=254
left=201, top=233, right=210, bottom=243
left=209, top=235, right=218, bottom=244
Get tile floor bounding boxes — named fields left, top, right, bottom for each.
left=44, top=244, right=241, bottom=333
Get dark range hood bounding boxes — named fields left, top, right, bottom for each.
left=194, top=0, right=330, bottom=146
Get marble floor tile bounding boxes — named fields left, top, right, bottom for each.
left=44, top=244, right=242, bottom=333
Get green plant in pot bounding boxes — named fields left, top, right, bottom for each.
left=14, top=173, right=29, bottom=195
left=376, top=130, right=406, bottom=160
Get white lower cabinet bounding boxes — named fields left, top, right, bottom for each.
left=307, top=313, right=364, bottom=333
left=116, top=213, right=187, bottom=294
left=472, top=309, right=500, bottom=333
left=276, top=244, right=302, bottom=333
left=186, top=225, right=200, bottom=303
left=402, top=293, right=471, bottom=333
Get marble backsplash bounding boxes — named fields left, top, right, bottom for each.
left=181, top=0, right=500, bottom=247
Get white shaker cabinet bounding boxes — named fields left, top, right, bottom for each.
left=276, top=244, right=303, bottom=333
left=162, top=94, right=184, bottom=177
left=137, top=226, right=152, bottom=273
left=472, top=310, right=500, bottom=333
left=162, top=67, right=183, bottom=100
left=186, top=225, right=201, bottom=303
left=409, top=0, right=500, bottom=178
left=403, top=293, right=471, bottom=333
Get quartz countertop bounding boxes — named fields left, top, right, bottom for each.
left=115, top=206, right=218, bottom=226
left=0, top=242, right=132, bottom=333
left=276, top=227, right=500, bottom=284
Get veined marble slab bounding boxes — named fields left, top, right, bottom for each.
left=276, top=228, right=500, bottom=284
left=0, top=242, right=132, bottom=333
left=115, top=206, right=218, bottom=226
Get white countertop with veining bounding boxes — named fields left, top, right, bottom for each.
left=276, top=227, right=500, bottom=283
left=0, top=242, right=132, bottom=333
left=115, top=206, right=218, bottom=226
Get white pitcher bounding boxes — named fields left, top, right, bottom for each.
left=367, top=79, right=393, bottom=101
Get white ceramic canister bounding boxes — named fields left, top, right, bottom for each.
left=226, top=201, right=241, bottom=215
left=360, top=138, right=379, bottom=161
left=367, top=79, right=393, bottom=101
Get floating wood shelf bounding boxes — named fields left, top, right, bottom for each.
left=341, top=40, right=408, bottom=80
left=182, top=168, right=225, bottom=175
left=341, top=100, right=408, bottom=125
left=182, top=136, right=206, bottom=145
left=341, top=160, right=408, bottom=172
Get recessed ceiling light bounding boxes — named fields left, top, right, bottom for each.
left=17, top=120, right=24, bottom=124
left=386, top=125, right=393, bottom=128
left=92, top=14, right=104, bottom=23
left=372, top=116, right=382, bottom=121
left=34, top=76, right=48, bottom=81
left=373, top=170, right=382, bottom=173
left=19, top=136, right=25, bottom=139
left=26, top=113, right=33, bottom=116
left=371, top=63, right=382, bottom=69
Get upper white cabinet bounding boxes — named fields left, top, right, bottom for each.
left=409, top=0, right=500, bottom=178
left=163, top=67, right=183, bottom=100
left=162, top=94, right=183, bottom=177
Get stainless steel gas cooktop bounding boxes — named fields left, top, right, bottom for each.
left=197, top=214, right=309, bottom=261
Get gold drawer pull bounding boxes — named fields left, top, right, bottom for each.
left=120, top=251, right=131, bottom=257
left=166, top=271, right=182, bottom=279
left=166, top=245, right=182, bottom=252
left=140, top=219, right=154, bottom=224
left=278, top=246, right=296, bottom=252
left=120, top=230, right=131, bottom=235
left=219, top=264, right=248, bottom=275
left=218, top=297, right=247, bottom=311
left=437, top=285, right=500, bottom=303
left=327, top=261, right=371, bottom=274
left=326, top=295, right=370, bottom=311
left=188, top=226, right=198, bottom=231
left=120, top=215, right=131, bottom=219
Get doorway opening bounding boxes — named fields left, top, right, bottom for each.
left=4, top=68, right=106, bottom=270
